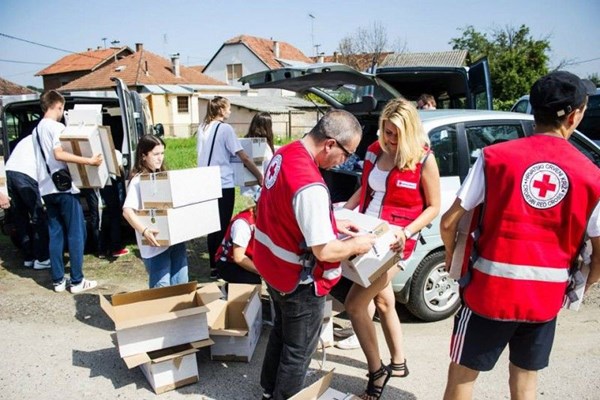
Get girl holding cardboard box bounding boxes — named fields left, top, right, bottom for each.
left=123, top=135, right=189, bottom=288
left=343, top=98, right=441, bottom=399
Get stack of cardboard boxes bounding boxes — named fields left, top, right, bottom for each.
left=135, top=166, right=222, bottom=246
left=232, top=137, right=269, bottom=186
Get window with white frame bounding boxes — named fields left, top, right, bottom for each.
left=177, top=96, right=189, bottom=113
left=227, top=63, right=243, bottom=82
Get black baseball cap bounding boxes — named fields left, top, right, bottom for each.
left=530, top=71, right=596, bottom=117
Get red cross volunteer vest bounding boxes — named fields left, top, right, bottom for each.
left=215, top=208, right=255, bottom=263
left=359, top=141, right=430, bottom=259
left=464, top=135, right=600, bottom=322
left=254, top=140, right=340, bottom=296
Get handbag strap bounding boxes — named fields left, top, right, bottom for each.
left=207, top=122, right=222, bottom=166
left=34, top=127, right=53, bottom=175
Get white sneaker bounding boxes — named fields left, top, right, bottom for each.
left=24, top=260, right=34, bottom=268
left=69, top=279, right=97, bottom=294
left=53, top=279, right=67, bottom=293
left=335, top=334, right=361, bottom=350
left=34, top=259, right=51, bottom=270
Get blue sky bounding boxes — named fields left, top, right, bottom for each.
left=1, top=0, right=598, bottom=89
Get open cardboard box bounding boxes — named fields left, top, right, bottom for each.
left=204, top=283, right=263, bottom=362
left=129, top=339, right=214, bottom=395
left=139, top=167, right=222, bottom=209
left=289, top=369, right=360, bottom=400
left=100, top=282, right=220, bottom=358
left=135, top=200, right=220, bottom=246
left=334, top=208, right=399, bottom=287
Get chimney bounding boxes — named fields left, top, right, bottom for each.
left=273, top=41, right=280, bottom=58
left=87, top=48, right=92, bottom=51
left=135, top=43, right=143, bottom=52
left=97, top=46, right=101, bottom=50
left=317, top=54, right=325, bottom=63
left=333, top=51, right=339, bottom=63
left=171, top=53, right=181, bottom=78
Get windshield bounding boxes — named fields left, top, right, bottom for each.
left=315, top=82, right=395, bottom=106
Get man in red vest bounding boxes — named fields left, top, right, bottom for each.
left=256, top=110, right=376, bottom=400
left=440, top=71, right=600, bottom=400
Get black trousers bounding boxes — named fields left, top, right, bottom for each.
left=207, top=188, right=235, bottom=271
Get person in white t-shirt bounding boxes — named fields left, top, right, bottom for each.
left=123, top=134, right=189, bottom=288
left=240, top=112, right=275, bottom=197
left=196, top=96, right=263, bottom=279
left=34, top=90, right=102, bottom=294
left=5, top=134, right=50, bottom=269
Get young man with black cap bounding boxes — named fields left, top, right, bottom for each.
left=440, top=71, right=600, bottom=400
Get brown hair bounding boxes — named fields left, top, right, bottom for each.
left=417, top=94, right=436, bottom=109
left=203, top=96, right=230, bottom=125
left=40, top=90, right=65, bottom=113
left=245, top=112, right=275, bottom=153
left=132, top=135, right=167, bottom=175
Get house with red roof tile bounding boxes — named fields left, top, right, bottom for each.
left=36, top=47, right=133, bottom=90
left=202, top=35, right=312, bottom=95
left=0, top=77, right=37, bottom=95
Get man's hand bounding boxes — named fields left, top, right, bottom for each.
left=88, top=153, right=103, bottom=166
left=336, top=218, right=360, bottom=236
left=352, top=233, right=376, bottom=256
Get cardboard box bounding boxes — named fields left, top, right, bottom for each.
left=0, top=156, right=6, bottom=195
left=99, top=282, right=215, bottom=358
left=239, top=137, right=269, bottom=161
left=135, top=200, right=220, bottom=246
left=320, top=300, right=334, bottom=348
left=65, top=104, right=103, bottom=126
left=232, top=160, right=260, bottom=187
left=139, top=167, right=221, bottom=209
left=98, top=125, right=121, bottom=177
left=129, top=339, right=214, bottom=395
left=205, top=283, right=263, bottom=362
left=60, top=125, right=109, bottom=188
left=334, top=209, right=400, bottom=288
left=289, top=369, right=360, bottom=400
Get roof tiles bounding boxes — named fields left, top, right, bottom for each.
left=36, top=47, right=133, bottom=76
left=225, top=35, right=312, bottom=69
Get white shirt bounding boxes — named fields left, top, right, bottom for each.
left=293, top=184, right=336, bottom=247
left=5, top=135, right=37, bottom=180
left=196, top=121, right=243, bottom=189
left=231, top=218, right=252, bottom=248
left=458, top=155, right=600, bottom=237
left=365, top=163, right=390, bottom=218
left=123, top=174, right=168, bottom=259
left=33, top=118, right=78, bottom=196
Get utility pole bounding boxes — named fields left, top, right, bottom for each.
left=308, top=13, right=315, bottom=57
left=101, top=37, right=107, bottom=48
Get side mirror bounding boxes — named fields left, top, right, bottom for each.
left=153, top=123, right=164, bottom=137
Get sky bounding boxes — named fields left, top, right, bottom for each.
left=1, top=0, right=599, bottom=89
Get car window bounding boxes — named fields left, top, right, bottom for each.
left=513, top=99, right=529, bottom=113
left=465, top=123, right=525, bottom=165
left=429, top=125, right=459, bottom=177
left=569, top=134, right=600, bottom=168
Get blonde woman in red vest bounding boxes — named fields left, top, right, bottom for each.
left=343, top=98, right=441, bottom=399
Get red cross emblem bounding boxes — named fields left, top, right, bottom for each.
left=532, top=174, right=557, bottom=198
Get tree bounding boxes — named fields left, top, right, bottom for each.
left=450, top=25, right=550, bottom=109
left=587, top=73, right=600, bottom=87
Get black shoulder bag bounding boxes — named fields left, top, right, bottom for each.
left=206, top=122, right=222, bottom=166
left=34, top=127, right=72, bottom=191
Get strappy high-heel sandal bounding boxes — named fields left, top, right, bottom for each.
left=389, top=359, right=409, bottom=378
left=361, top=362, right=392, bottom=400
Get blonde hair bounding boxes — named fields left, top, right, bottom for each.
left=203, top=96, right=230, bottom=125
left=378, top=98, right=429, bottom=171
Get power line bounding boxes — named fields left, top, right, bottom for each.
left=0, top=58, right=49, bottom=66
left=0, top=32, right=107, bottom=61
left=569, top=56, right=600, bottom=66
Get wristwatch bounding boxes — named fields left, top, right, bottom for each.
left=403, top=227, right=413, bottom=239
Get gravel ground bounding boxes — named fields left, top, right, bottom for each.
left=1, top=236, right=599, bottom=400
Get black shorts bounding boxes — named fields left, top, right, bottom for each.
left=449, top=305, right=556, bottom=371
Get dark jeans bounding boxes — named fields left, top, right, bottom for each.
left=260, top=283, right=325, bottom=399
left=207, top=187, right=235, bottom=271
left=99, top=178, right=125, bottom=254
left=216, top=260, right=261, bottom=284
left=80, top=188, right=100, bottom=254
left=6, top=171, right=49, bottom=262
left=43, top=193, right=86, bottom=285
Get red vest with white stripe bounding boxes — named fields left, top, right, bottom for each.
left=254, top=140, right=340, bottom=296
left=464, top=135, right=600, bottom=322
left=215, top=208, right=255, bottom=263
left=359, top=141, right=429, bottom=259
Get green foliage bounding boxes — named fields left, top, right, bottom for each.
left=450, top=25, right=550, bottom=103
left=587, top=73, right=600, bottom=87
left=493, top=99, right=517, bottom=111
left=163, top=137, right=197, bottom=170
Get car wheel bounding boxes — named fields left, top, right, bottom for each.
left=405, top=251, right=460, bottom=322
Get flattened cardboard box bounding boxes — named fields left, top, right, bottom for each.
left=205, top=283, right=263, bottom=362
left=100, top=282, right=216, bottom=358
left=59, top=125, right=109, bottom=188
left=139, top=167, right=222, bottom=209
left=289, top=369, right=360, bottom=400
left=334, top=209, right=399, bottom=287
left=135, top=200, right=220, bottom=246
left=131, top=339, right=214, bottom=395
